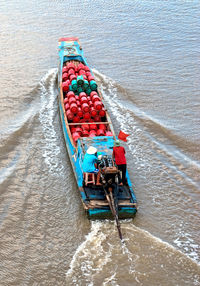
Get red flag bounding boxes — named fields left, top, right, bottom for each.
left=118, top=130, right=130, bottom=142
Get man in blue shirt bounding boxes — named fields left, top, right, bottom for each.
left=82, top=146, right=102, bottom=185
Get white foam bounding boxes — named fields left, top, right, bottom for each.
left=93, top=69, right=200, bottom=265
left=102, top=272, right=119, bottom=286
left=66, top=221, right=112, bottom=282
left=65, top=220, right=148, bottom=285
left=173, top=230, right=200, bottom=263
left=93, top=69, right=150, bottom=171
left=93, top=69, right=200, bottom=181
left=65, top=218, right=200, bottom=286
left=39, top=68, right=65, bottom=175
left=124, top=223, right=200, bottom=266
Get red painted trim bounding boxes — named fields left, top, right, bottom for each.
left=59, top=37, right=79, bottom=42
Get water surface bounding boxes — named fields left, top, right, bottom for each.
left=0, top=0, right=200, bottom=285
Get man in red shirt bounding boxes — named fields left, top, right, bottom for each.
left=112, top=140, right=127, bottom=185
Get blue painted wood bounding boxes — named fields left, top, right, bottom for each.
left=58, top=38, right=137, bottom=219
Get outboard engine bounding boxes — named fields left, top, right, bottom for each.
left=99, top=155, right=119, bottom=186
left=99, top=155, right=121, bottom=224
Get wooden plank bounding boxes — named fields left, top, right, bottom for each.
left=68, top=122, right=111, bottom=126
left=88, top=200, right=136, bottom=207
left=90, top=200, right=109, bottom=206
left=118, top=201, right=137, bottom=206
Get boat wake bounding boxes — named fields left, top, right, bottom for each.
left=65, top=220, right=137, bottom=286
left=35, top=68, right=199, bottom=285
left=38, top=68, right=65, bottom=175
left=93, top=69, right=200, bottom=264
left=93, top=68, right=200, bottom=176
left=66, top=221, right=200, bottom=286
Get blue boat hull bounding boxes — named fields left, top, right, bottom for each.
left=58, top=37, right=137, bottom=219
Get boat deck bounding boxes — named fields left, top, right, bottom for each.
left=58, top=37, right=137, bottom=220
left=84, top=185, right=132, bottom=201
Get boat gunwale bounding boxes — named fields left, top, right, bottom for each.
left=58, top=38, right=137, bottom=218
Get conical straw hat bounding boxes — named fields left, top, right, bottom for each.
left=86, top=146, right=97, bottom=155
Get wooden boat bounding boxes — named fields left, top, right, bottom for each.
left=58, top=37, right=137, bottom=221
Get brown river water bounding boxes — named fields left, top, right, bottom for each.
left=0, top=1, right=200, bottom=285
